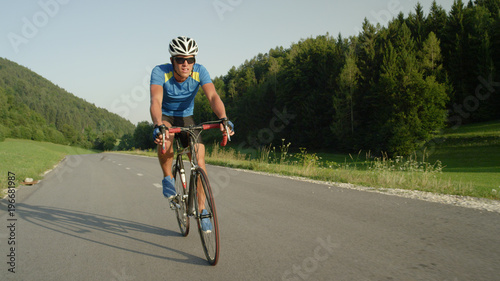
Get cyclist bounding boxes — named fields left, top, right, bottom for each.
left=150, top=36, right=234, bottom=231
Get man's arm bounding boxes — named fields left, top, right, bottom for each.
left=202, top=82, right=227, bottom=119
left=202, top=82, right=234, bottom=136
left=150, top=84, right=164, bottom=126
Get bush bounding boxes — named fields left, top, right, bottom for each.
left=102, top=131, right=117, bottom=151
left=133, top=121, right=155, bottom=150
left=44, top=127, right=67, bottom=144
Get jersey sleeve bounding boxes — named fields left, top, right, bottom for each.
left=150, top=65, right=165, bottom=85
left=198, top=64, right=213, bottom=86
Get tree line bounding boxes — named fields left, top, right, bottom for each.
left=2, top=1, right=498, bottom=155
left=195, top=0, right=499, bottom=156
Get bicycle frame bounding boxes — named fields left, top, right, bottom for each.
left=167, top=121, right=228, bottom=215
left=173, top=133, right=201, bottom=216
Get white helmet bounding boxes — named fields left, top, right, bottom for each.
left=169, top=36, right=199, bottom=56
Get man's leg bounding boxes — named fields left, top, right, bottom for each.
left=195, top=143, right=213, bottom=232
left=158, top=120, right=176, bottom=198
left=157, top=138, right=174, bottom=177
left=157, top=120, right=175, bottom=175
left=195, top=143, right=207, bottom=211
left=195, top=143, right=207, bottom=173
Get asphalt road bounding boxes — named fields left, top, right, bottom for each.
left=1, top=153, right=499, bottom=280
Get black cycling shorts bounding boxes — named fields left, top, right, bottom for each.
left=162, top=115, right=203, bottom=148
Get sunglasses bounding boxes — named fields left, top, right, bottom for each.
left=174, top=57, right=196, bottom=64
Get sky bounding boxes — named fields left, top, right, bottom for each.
left=1, top=0, right=456, bottom=125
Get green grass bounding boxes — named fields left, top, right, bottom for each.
left=202, top=121, right=500, bottom=200
left=441, top=120, right=500, bottom=137
left=0, top=138, right=99, bottom=197
left=114, top=120, right=500, bottom=200
left=424, top=121, right=500, bottom=198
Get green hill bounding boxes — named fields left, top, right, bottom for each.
left=0, top=57, right=134, bottom=148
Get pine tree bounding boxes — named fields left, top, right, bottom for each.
left=426, top=1, right=448, bottom=39
left=443, top=0, right=466, bottom=106
left=420, top=31, right=443, bottom=78
left=407, top=2, right=427, bottom=47
left=333, top=42, right=360, bottom=144
left=376, top=23, right=448, bottom=155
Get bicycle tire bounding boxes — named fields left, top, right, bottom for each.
left=172, top=162, right=190, bottom=237
left=194, top=168, right=220, bottom=265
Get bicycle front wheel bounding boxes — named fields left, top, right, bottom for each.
left=172, top=162, right=189, bottom=236
left=194, top=168, right=220, bottom=265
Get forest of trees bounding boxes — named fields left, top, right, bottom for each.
left=1, top=1, right=498, bottom=155
left=194, top=0, right=499, bottom=155
left=0, top=58, right=135, bottom=149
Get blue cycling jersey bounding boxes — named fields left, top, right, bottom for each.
left=150, top=63, right=212, bottom=117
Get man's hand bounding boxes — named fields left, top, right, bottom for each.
left=220, top=118, right=235, bottom=138
left=153, top=124, right=168, bottom=145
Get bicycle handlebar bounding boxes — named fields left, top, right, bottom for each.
left=161, top=121, right=229, bottom=154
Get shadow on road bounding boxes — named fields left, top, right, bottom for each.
left=15, top=203, right=208, bottom=265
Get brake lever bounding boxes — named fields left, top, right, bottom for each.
left=160, top=126, right=167, bottom=154
left=224, top=124, right=231, bottom=142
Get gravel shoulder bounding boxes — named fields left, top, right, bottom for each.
left=229, top=167, right=500, bottom=214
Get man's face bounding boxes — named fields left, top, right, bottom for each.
left=172, top=55, right=195, bottom=80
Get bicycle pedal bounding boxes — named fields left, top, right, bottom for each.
left=169, top=202, right=181, bottom=210
left=169, top=198, right=181, bottom=210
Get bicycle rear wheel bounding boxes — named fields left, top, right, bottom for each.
left=194, top=168, right=220, bottom=265
left=172, top=162, right=190, bottom=236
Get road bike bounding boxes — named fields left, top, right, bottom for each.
left=159, top=119, right=231, bottom=265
